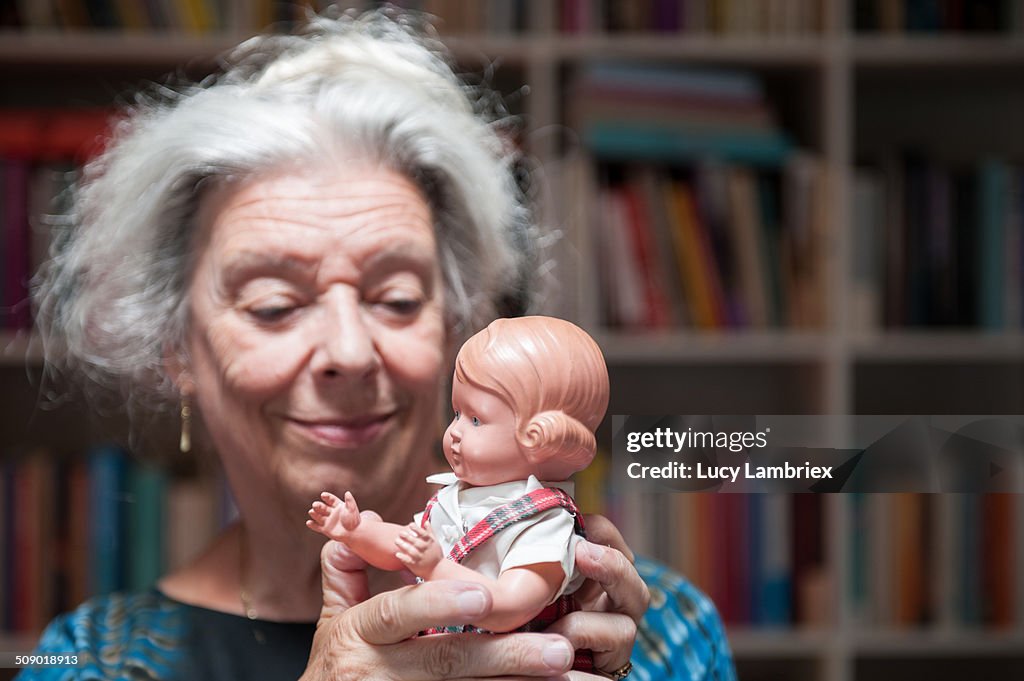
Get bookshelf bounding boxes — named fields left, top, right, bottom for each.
left=2, top=2, right=1024, bottom=681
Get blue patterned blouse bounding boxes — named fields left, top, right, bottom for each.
left=17, top=557, right=735, bottom=681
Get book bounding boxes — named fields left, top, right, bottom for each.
left=851, top=170, right=884, bottom=332
left=127, top=464, right=167, bottom=591
left=982, top=494, right=1015, bottom=627
left=782, top=152, right=826, bottom=328
left=724, top=166, right=771, bottom=327
left=977, top=158, right=1008, bottom=330
left=0, top=459, right=13, bottom=630
left=620, top=181, right=672, bottom=328
left=635, top=166, right=689, bottom=326
left=585, top=123, right=794, bottom=166
left=759, top=493, right=792, bottom=625
left=89, top=444, right=130, bottom=596
left=65, top=457, right=91, bottom=612
left=666, top=180, right=726, bottom=328
left=694, top=160, right=742, bottom=325
left=12, top=452, right=57, bottom=633
left=598, top=186, right=647, bottom=327
left=3, top=159, right=31, bottom=329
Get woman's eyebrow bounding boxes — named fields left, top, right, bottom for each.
left=219, top=252, right=318, bottom=287
left=361, top=244, right=437, bottom=278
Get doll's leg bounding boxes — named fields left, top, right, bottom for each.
left=306, top=491, right=410, bottom=571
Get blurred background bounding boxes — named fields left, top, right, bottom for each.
left=0, top=1, right=1022, bottom=680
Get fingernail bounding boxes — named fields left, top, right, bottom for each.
left=455, top=588, right=488, bottom=617
left=542, top=641, right=572, bottom=671
left=584, top=540, right=606, bottom=561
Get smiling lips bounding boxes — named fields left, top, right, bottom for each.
left=289, top=412, right=395, bottom=448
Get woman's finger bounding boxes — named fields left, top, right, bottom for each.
left=443, top=673, right=612, bottom=681
left=387, top=632, right=576, bottom=680
left=582, top=514, right=635, bottom=563
left=573, top=540, right=650, bottom=623
left=544, top=610, right=636, bottom=675
left=318, top=540, right=369, bottom=620
left=446, top=677, right=577, bottom=681
left=353, top=581, right=492, bottom=645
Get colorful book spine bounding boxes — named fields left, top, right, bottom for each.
left=127, top=464, right=167, bottom=591
left=89, top=444, right=129, bottom=596
left=586, top=123, right=794, bottom=166
left=977, top=159, right=1008, bottom=330
left=3, top=159, right=31, bottom=329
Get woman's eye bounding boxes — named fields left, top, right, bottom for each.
left=471, top=416, right=480, bottom=427
left=380, top=299, right=423, bottom=316
left=454, top=411, right=460, bottom=420
left=374, top=296, right=421, bottom=319
left=249, top=305, right=296, bottom=323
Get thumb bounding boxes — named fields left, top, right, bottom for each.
left=318, top=539, right=369, bottom=623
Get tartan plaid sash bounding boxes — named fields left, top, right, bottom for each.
left=418, top=485, right=594, bottom=672
left=420, top=486, right=586, bottom=563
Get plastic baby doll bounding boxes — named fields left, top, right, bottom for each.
left=306, top=316, right=609, bottom=636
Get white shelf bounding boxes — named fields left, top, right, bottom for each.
left=852, top=35, right=1024, bottom=66
left=595, top=330, right=830, bottom=363
left=0, top=31, right=825, bottom=68
left=851, top=332, right=1024, bottom=362
left=852, top=629, right=1024, bottom=656
left=556, top=34, right=827, bottom=65
left=0, top=30, right=542, bottom=66
left=4, top=27, right=1024, bottom=69
left=727, top=627, right=834, bottom=657
left=0, top=30, right=242, bottom=65
left=0, top=633, right=42, bottom=653
left=728, top=627, right=1024, bottom=658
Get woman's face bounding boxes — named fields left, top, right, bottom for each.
left=184, top=165, right=446, bottom=518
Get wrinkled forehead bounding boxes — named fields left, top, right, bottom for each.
left=192, top=164, right=439, bottom=273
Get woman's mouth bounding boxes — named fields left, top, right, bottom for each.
left=287, top=413, right=395, bottom=448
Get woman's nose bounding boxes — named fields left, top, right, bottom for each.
left=311, top=289, right=380, bottom=380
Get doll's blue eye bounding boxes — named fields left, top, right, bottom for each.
left=472, top=416, right=480, bottom=427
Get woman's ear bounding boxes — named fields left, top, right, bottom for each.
left=163, top=343, right=193, bottom=394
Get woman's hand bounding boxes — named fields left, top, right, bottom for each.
left=302, top=539, right=581, bottom=680
left=543, top=515, right=650, bottom=679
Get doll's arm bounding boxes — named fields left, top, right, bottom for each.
left=306, top=492, right=407, bottom=572
left=449, top=562, right=564, bottom=632
left=395, top=522, right=564, bottom=632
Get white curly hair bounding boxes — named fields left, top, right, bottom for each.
left=32, top=7, right=540, bottom=413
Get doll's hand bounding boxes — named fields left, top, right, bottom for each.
left=394, top=521, right=443, bottom=579
left=306, top=491, right=363, bottom=541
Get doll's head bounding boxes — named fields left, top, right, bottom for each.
left=449, top=316, right=609, bottom=483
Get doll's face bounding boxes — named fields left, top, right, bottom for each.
left=442, top=376, right=535, bottom=486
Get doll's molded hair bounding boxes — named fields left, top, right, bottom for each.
left=454, top=316, right=609, bottom=473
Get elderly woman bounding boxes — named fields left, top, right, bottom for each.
left=22, top=9, right=734, bottom=681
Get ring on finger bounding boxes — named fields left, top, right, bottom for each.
left=602, top=660, right=633, bottom=680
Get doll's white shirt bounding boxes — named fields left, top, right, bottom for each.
left=414, top=473, right=585, bottom=601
